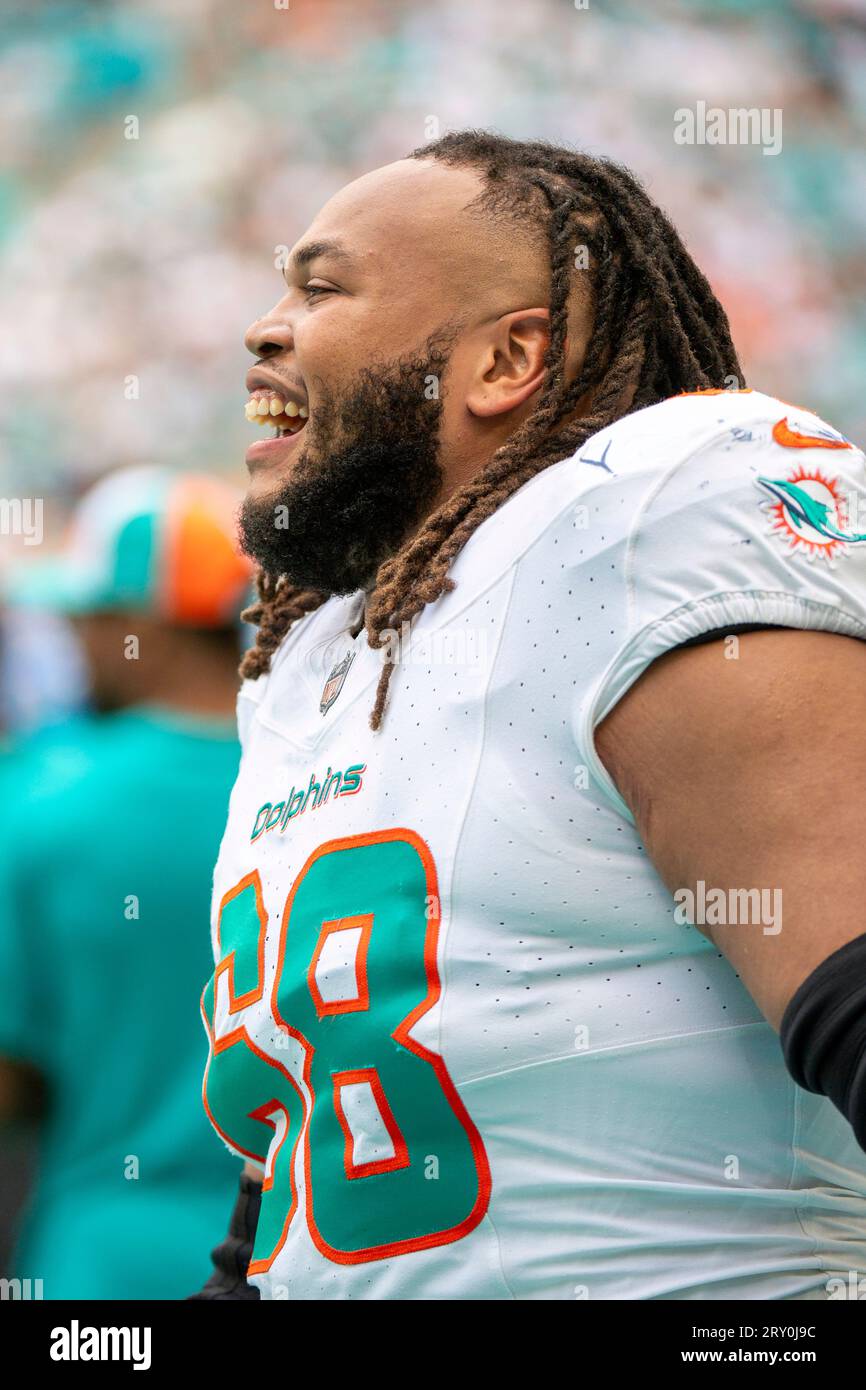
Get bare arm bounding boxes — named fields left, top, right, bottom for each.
left=596, top=628, right=866, bottom=1030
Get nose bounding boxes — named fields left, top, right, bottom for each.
left=244, top=301, right=294, bottom=360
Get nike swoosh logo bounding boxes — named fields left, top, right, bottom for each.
left=772, top=417, right=852, bottom=451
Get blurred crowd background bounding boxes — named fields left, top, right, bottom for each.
left=0, top=0, right=864, bottom=1295
left=2, top=0, right=866, bottom=514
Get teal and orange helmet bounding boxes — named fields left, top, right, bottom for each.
left=12, top=467, right=254, bottom=628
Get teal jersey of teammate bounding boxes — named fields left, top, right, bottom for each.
left=0, top=706, right=242, bottom=1299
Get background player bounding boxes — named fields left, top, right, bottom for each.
left=0, top=467, right=252, bottom=1299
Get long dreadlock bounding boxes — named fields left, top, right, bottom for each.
left=240, top=131, right=744, bottom=726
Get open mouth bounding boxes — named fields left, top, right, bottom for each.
left=244, top=389, right=309, bottom=439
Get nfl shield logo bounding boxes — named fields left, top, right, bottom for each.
left=320, top=649, right=355, bottom=715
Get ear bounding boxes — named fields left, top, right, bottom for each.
left=466, top=308, right=550, bottom=419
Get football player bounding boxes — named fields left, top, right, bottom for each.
left=194, top=133, right=866, bottom=1300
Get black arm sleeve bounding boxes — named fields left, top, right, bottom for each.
left=187, top=1173, right=263, bottom=1300
left=780, top=931, right=866, bottom=1154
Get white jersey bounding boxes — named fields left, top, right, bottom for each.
left=203, top=388, right=866, bottom=1300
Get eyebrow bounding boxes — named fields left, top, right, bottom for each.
left=289, top=238, right=357, bottom=272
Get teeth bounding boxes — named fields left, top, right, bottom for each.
left=245, top=392, right=309, bottom=429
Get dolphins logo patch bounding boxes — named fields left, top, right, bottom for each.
left=757, top=466, right=866, bottom=562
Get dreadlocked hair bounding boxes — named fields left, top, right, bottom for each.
left=240, top=130, right=744, bottom=727
left=240, top=572, right=326, bottom=680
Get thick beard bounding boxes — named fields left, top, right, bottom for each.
left=238, top=329, right=457, bottom=596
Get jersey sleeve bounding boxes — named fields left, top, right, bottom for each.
left=575, top=400, right=866, bottom=821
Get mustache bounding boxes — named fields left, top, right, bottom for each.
left=251, top=362, right=306, bottom=389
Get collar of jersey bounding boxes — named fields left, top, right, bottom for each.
left=250, top=451, right=596, bottom=752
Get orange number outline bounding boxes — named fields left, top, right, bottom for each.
left=269, top=826, right=492, bottom=1267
